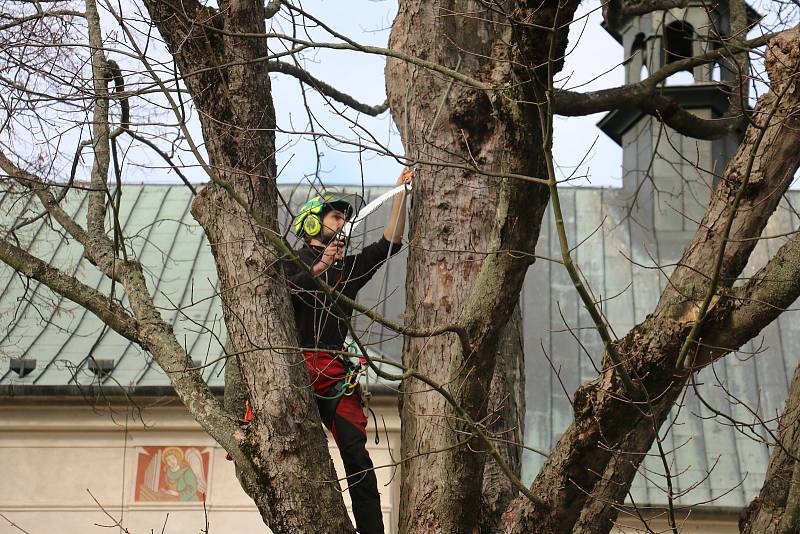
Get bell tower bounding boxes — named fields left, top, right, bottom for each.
left=598, top=2, right=758, bottom=261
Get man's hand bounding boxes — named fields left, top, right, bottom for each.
left=312, top=239, right=345, bottom=275
left=384, top=168, right=413, bottom=244
left=397, top=167, right=414, bottom=188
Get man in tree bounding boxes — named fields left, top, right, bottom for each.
left=283, top=168, right=412, bottom=534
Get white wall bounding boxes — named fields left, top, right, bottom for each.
left=0, top=397, right=741, bottom=533
left=0, top=397, right=400, bottom=534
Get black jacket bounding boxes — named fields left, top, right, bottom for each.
left=283, top=237, right=401, bottom=350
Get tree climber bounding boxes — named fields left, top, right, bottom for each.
left=284, top=168, right=412, bottom=534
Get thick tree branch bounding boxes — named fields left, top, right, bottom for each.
left=741, top=342, right=800, bottom=532
left=84, top=0, right=113, bottom=251
left=268, top=60, right=387, bottom=115
left=736, top=234, right=800, bottom=322
left=141, top=0, right=225, bottom=115
left=657, top=27, right=800, bottom=316
left=140, top=0, right=356, bottom=529
left=623, top=0, right=689, bottom=19
left=604, top=0, right=692, bottom=32
left=0, top=153, right=90, bottom=246
left=0, top=205, right=248, bottom=474
left=726, top=0, right=751, bottom=119
left=699, top=232, right=800, bottom=366
left=674, top=70, right=793, bottom=369
left=553, top=31, right=781, bottom=139
left=0, top=151, right=130, bottom=285
left=502, top=27, right=800, bottom=534
left=265, top=0, right=281, bottom=18
left=0, top=237, right=138, bottom=342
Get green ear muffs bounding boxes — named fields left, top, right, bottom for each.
left=294, top=194, right=354, bottom=238
left=302, top=213, right=322, bottom=236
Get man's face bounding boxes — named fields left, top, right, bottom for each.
left=320, top=209, right=347, bottom=242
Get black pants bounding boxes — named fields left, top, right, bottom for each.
left=318, top=398, right=384, bottom=534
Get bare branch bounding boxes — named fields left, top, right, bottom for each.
left=268, top=60, right=388, bottom=115
left=702, top=232, right=800, bottom=365
left=84, top=0, right=114, bottom=256
left=553, top=31, right=781, bottom=139
left=0, top=236, right=139, bottom=342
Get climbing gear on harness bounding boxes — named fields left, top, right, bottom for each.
left=294, top=194, right=356, bottom=238
left=316, top=352, right=367, bottom=401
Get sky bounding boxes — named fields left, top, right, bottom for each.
left=265, top=0, right=626, bottom=188
left=92, top=0, right=626, bottom=188
left=23, top=0, right=787, bottom=190
left=253, top=0, right=789, bottom=189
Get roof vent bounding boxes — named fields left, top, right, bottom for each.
left=88, top=358, right=114, bottom=378
left=9, top=358, right=36, bottom=378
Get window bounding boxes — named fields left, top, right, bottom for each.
left=711, top=62, right=722, bottom=81
left=631, top=32, right=647, bottom=59
left=664, top=21, right=694, bottom=69
left=628, top=32, right=647, bottom=82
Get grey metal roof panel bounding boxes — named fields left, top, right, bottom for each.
left=524, top=189, right=800, bottom=510
left=0, top=183, right=404, bottom=387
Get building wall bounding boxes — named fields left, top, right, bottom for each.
left=0, top=397, right=741, bottom=534
left=615, top=513, right=740, bottom=533
left=0, top=396, right=400, bottom=534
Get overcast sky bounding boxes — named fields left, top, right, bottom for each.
left=97, top=0, right=784, bottom=189
left=265, top=0, right=625, bottom=188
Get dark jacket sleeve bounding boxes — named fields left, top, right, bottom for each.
left=344, top=237, right=402, bottom=291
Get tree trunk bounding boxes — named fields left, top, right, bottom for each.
left=481, top=305, right=526, bottom=533
left=387, top=2, right=578, bottom=532
left=388, top=4, right=510, bottom=530
left=740, top=363, right=800, bottom=534
left=144, top=1, right=352, bottom=531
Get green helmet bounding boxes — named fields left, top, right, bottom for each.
left=294, top=194, right=354, bottom=238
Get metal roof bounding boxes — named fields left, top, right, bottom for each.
left=0, top=183, right=405, bottom=390
left=1, top=183, right=798, bottom=511
left=521, top=187, right=800, bottom=510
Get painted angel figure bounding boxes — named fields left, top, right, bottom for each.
left=161, top=447, right=207, bottom=501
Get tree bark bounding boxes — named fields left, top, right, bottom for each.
left=740, top=362, right=800, bottom=534
left=387, top=2, right=578, bottom=532
left=143, top=1, right=352, bottom=531
left=481, top=305, right=526, bottom=533
left=2, top=2, right=797, bottom=533
left=737, top=30, right=800, bottom=532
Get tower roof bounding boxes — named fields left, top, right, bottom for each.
left=597, top=84, right=735, bottom=145
left=602, top=2, right=762, bottom=44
